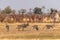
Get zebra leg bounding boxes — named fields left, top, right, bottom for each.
left=22, top=28, right=24, bottom=31
left=16, top=27, right=20, bottom=31
left=36, top=27, right=38, bottom=30
left=6, top=27, right=9, bottom=32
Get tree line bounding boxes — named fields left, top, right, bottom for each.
left=0, top=6, right=59, bottom=23
left=0, top=6, right=58, bottom=14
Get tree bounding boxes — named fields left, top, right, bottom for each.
left=1, top=10, right=6, bottom=14
left=29, top=8, right=32, bottom=12
left=50, top=8, right=57, bottom=14
left=28, top=8, right=33, bottom=14
left=1, top=6, right=12, bottom=14
left=12, top=10, right=16, bottom=14
left=42, top=6, right=45, bottom=9
left=0, top=8, right=1, bottom=14
left=18, top=10, right=21, bottom=14
left=50, top=8, right=54, bottom=14
left=27, top=8, right=33, bottom=15
left=33, top=7, right=42, bottom=14
left=41, top=6, right=45, bottom=13
left=20, top=9, right=26, bottom=14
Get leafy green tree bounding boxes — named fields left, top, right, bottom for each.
left=20, top=9, right=26, bottom=14
left=12, top=10, right=16, bottom=14
left=18, top=9, right=26, bottom=14
left=1, top=6, right=12, bottom=14
left=33, top=7, right=42, bottom=14
left=1, top=9, right=5, bottom=14
left=5, top=6, right=12, bottom=14
left=50, top=8, right=57, bottom=14
left=50, top=8, right=54, bottom=14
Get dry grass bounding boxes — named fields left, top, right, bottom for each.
left=0, top=23, right=60, bottom=39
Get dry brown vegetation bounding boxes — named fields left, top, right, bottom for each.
left=0, top=23, right=60, bottom=39
left=0, top=12, right=60, bottom=23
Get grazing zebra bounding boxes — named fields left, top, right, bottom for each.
left=32, top=25, right=39, bottom=31
left=45, top=25, right=53, bottom=29
left=6, top=24, right=9, bottom=32
left=16, top=23, right=29, bottom=31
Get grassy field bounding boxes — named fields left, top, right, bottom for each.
left=0, top=23, right=60, bottom=39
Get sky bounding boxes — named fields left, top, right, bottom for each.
left=0, top=0, right=60, bottom=12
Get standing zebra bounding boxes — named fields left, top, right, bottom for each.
left=16, top=23, right=29, bottom=31
left=45, top=25, right=53, bottom=29
left=32, top=25, right=39, bottom=31
left=6, top=24, right=9, bottom=32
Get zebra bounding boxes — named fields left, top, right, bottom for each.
left=5, top=24, right=9, bottom=32
left=32, top=25, right=39, bottom=31
left=16, top=23, right=29, bottom=31
left=45, top=25, right=53, bottom=29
